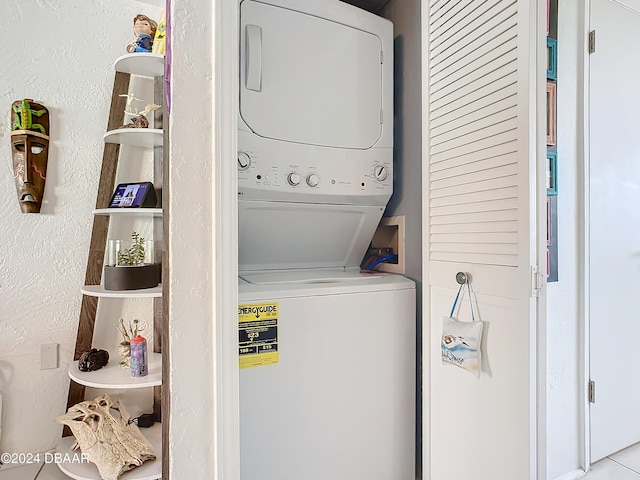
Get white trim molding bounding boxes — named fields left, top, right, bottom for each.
left=554, top=469, right=588, bottom=480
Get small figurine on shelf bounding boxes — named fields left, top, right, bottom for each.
left=152, top=8, right=167, bottom=55
left=120, top=92, right=144, bottom=116
left=119, top=103, right=161, bottom=129
left=126, top=14, right=158, bottom=53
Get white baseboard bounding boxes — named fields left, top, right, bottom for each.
left=553, top=469, right=587, bottom=480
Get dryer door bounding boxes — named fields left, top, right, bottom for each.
left=240, top=0, right=383, bottom=149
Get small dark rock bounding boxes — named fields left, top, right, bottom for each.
left=78, top=349, right=110, bottom=372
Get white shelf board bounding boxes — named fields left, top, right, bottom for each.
left=103, top=129, right=163, bottom=147
left=57, top=422, right=161, bottom=480
left=81, top=285, right=162, bottom=298
left=69, top=352, right=162, bottom=388
left=114, top=53, right=165, bottom=77
left=92, top=208, right=162, bottom=216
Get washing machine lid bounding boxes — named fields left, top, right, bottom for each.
left=240, top=0, right=384, bottom=149
left=241, top=268, right=375, bottom=284
left=238, top=200, right=384, bottom=271
left=239, top=268, right=415, bottom=299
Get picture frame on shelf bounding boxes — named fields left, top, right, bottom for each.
left=547, top=197, right=552, bottom=246
left=547, top=37, right=557, bottom=80
left=547, top=195, right=559, bottom=282
left=547, top=248, right=550, bottom=278
left=546, top=150, right=557, bottom=195
left=546, top=81, right=556, bottom=146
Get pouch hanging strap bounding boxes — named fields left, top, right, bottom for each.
left=449, top=282, right=476, bottom=321
left=449, top=284, right=463, bottom=317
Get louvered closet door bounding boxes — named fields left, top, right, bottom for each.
left=425, top=1, right=543, bottom=479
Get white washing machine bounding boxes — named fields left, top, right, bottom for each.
left=239, top=269, right=415, bottom=480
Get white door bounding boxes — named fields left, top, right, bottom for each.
left=589, top=0, right=640, bottom=461
left=424, top=1, right=544, bottom=479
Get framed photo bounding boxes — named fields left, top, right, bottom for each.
left=547, top=195, right=559, bottom=282
left=547, top=37, right=557, bottom=80
left=546, top=81, right=556, bottom=146
left=546, top=150, right=557, bottom=195
left=547, top=197, right=552, bottom=246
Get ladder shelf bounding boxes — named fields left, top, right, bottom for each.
left=59, top=53, right=166, bottom=480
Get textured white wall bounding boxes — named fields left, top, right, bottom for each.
left=165, top=0, right=219, bottom=477
left=380, top=0, right=422, bottom=288
left=377, top=0, right=422, bottom=476
left=167, top=0, right=241, bottom=475
left=0, top=0, right=160, bottom=456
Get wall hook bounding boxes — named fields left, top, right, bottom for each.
left=456, top=272, right=471, bottom=285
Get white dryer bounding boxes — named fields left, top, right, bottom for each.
left=238, top=0, right=394, bottom=271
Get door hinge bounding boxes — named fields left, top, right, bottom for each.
left=380, top=110, right=383, bottom=124
left=530, top=265, right=543, bottom=297
left=589, top=30, right=596, bottom=54
left=380, top=50, right=384, bottom=64
left=589, top=380, right=596, bottom=403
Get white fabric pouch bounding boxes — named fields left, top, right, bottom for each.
left=441, top=283, right=483, bottom=377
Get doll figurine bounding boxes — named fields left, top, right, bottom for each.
left=126, top=14, right=158, bottom=53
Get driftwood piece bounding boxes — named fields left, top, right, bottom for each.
left=56, top=394, right=156, bottom=480
left=119, top=113, right=150, bottom=129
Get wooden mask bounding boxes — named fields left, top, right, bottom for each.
left=11, top=99, right=50, bottom=213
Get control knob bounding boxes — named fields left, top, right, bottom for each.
left=373, top=165, right=388, bottom=182
left=306, top=174, right=319, bottom=187
left=287, top=173, right=301, bottom=186
left=237, top=151, right=251, bottom=171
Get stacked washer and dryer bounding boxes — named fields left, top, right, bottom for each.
left=237, top=0, right=415, bottom=478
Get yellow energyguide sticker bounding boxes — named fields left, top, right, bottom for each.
left=238, top=302, right=279, bottom=369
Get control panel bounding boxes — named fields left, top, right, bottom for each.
left=237, top=154, right=391, bottom=200
left=237, top=130, right=393, bottom=205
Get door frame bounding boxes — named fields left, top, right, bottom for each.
left=557, top=0, right=593, bottom=473
left=580, top=0, right=592, bottom=470
left=215, top=0, right=242, bottom=478
left=209, top=0, right=563, bottom=478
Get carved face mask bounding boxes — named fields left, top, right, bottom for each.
left=11, top=99, right=50, bottom=213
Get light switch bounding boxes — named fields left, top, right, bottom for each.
left=40, top=344, right=58, bottom=370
